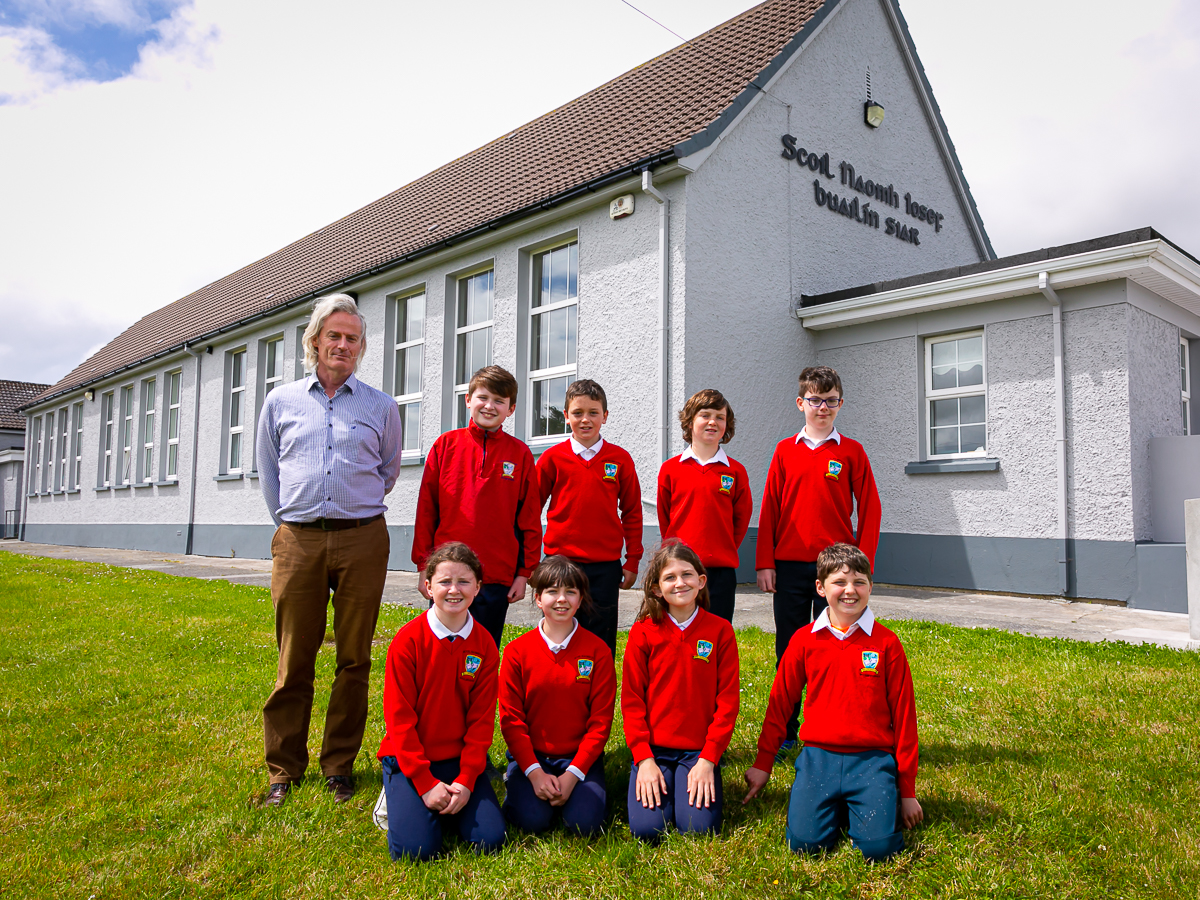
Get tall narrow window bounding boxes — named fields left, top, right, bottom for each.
left=165, top=370, right=181, bottom=481
left=141, top=378, right=156, bottom=483
left=1182, top=337, right=1191, bottom=436
left=71, top=402, right=83, bottom=489
left=56, top=408, right=69, bottom=491
left=30, top=417, right=42, bottom=494
left=227, top=349, right=247, bottom=472
left=393, top=291, right=425, bottom=454
left=100, top=391, right=115, bottom=487
left=119, top=385, right=134, bottom=485
left=925, top=332, right=986, bottom=458
left=43, top=411, right=55, bottom=493
left=454, top=270, right=493, bottom=428
left=529, top=242, right=578, bottom=439
left=264, top=338, right=284, bottom=396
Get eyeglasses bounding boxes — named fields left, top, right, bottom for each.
left=802, top=397, right=843, bottom=409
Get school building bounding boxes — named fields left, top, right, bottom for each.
left=17, top=0, right=1200, bottom=612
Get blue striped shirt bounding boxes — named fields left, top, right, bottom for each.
left=257, top=373, right=402, bottom=526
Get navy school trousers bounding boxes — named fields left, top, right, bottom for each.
left=381, top=756, right=506, bottom=861
left=627, top=746, right=723, bottom=843
left=773, top=560, right=824, bottom=741
left=575, top=560, right=623, bottom=659
left=502, top=752, right=607, bottom=836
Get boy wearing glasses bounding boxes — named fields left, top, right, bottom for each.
left=755, top=366, right=881, bottom=751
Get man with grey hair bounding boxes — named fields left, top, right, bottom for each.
left=257, top=293, right=402, bottom=806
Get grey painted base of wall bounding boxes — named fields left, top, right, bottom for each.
left=23, top=523, right=1187, bottom=614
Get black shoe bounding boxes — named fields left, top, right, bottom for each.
left=265, top=782, right=290, bottom=807
left=325, top=775, right=355, bottom=803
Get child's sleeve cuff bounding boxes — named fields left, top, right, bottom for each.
left=752, top=750, right=777, bottom=773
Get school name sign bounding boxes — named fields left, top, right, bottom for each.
left=780, top=134, right=946, bottom=247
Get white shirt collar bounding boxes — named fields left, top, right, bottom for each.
left=425, top=607, right=474, bottom=641
left=537, top=618, right=579, bottom=653
left=569, top=435, right=604, bottom=459
left=811, top=606, right=874, bottom=640
left=669, top=606, right=700, bottom=631
left=680, top=445, right=730, bottom=467
left=796, top=426, right=842, bottom=448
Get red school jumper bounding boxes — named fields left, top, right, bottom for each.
left=656, top=452, right=753, bottom=569
left=621, top=608, right=740, bottom=765
left=536, top=439, right=643, bottom=569
left=754, top=433, right=881, bottom=569
left=412, top=421, right=542, bottom=585
left=498, top=625, right=616, bottom=775
left=752, top=620, right=918, bottom=797
left=377, top=612, right=500, bottom=796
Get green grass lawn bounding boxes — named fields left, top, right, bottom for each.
left=1, top=552, right=1198, bottom=899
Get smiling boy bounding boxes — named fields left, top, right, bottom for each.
left=413, top=366, right=542, bottom=650
left=535, top=379, right=642, bottom=657
left=742, top=543, right=921, bottom=862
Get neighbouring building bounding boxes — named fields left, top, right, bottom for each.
left=19, top=0, right=1200, bottom=611
left=1, top=380, right=49, bottom=539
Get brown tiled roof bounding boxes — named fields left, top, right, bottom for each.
left=1, top=381, right=50, bottom=429
left=31, top=0, right=836, bottom=408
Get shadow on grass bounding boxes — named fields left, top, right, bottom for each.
left=921, top=741, right=1040, bottom=768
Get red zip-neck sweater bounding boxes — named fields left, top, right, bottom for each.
left=498, top=624, right=616, bottom=776
left=377, top=612, right=499, bottom=796
left=621, top=608, right=739, bottom=765
left=752, top=620, right=918, bottom=797
left=536, top=438, right=643, bottom=569
left=656, top=452, right=753, bottom=569
left=755, top=433, right=881, bottom=568
left=413, top=421, right=542, bottom=585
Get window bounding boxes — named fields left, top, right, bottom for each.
left=140, top=378, right=156, bottom=483
left=56, top=408, right=69, bottom=491
left=253, top=336, right=284, bottom=473
left=295, top=325, right=307, bottom=381
left=43, top=411, right=55, bottom=493
left=99, top=391, right=115, bottom=487
left=529, top=242, right=578, bottom=439
left=925, top=332, right=986, bottom=458
left=165, top=370, right=181, bottom=481
left=71, top=402, right=83, bottom=489
left=454, top=270, right=494, bottom=428
left=119, top=385, right=134, bottom=485
left=393, top=291, right=425, bottom=454
left=226, top=349, right=247, bottom=473
left=264, top=337, right=284, bottom=396
left=1182, top=337, right=1191, bottom=436
left=29, top=416, right=42, bottom=494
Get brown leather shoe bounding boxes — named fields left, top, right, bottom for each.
left=265, top=782, right=290, bottom=807
left=325, top=775, right=355, bottom=803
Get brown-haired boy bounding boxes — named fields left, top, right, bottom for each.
left=755, top=365, right=880, bottom=748
left=535, top=378, right=642, bottom=657
left=656, top=389, right=753, bottom=622
left=743, top=543, right=920, bottom=862
left=413, top=365, right=542, bottom=649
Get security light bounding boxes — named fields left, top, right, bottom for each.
left=865, top=100, right=885, bottom=128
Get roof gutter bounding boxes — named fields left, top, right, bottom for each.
left=22, top=150, right=681, bottom=413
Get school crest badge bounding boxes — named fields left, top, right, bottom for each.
left=501, top=461, right=515, bottom=479
left=576, top=658, right=594, bottom=682
left=694, top=640, right=713, bottom=662
left=462, top=654, right=482, bottom=679
left=826, top=460, right=843, bottom=481
left=719, top=474, right=734, bottom=494
left=603, top=462, right=618, bottom=482
left=860, top=650, right=880, bottom=676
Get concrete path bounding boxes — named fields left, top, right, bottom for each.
left=2, top=540, right=1195, bottom=651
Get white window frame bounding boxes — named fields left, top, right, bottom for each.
left=164, top=370, right=182, bottom=481
left=924, top=330, right=987, bottom=460
left=140, top=377, right=156, bottom=483
left=392, top=290, right=426, bottom=457
left=30, top=416, right=42, bottom=495
left=99, top=391, right=115, bottom=487
left=453, top=268, right=494, bottom=429
left=527, top=241, right=579, bottom=446
left=42, top=412, right=54, bottom=493
left=56, top=407, right=69, bottom=491
left=252, top=336, right=285, bottom=475
left=225, top=348, right=247, bottom=474
left=119, top=385, right=134, bottom=485
left=71, top=402, right=83, bottom=490
left=1182, top=337, right=1191, bottom=436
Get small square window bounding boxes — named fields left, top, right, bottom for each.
left=925, top=332, right=987, bottom=459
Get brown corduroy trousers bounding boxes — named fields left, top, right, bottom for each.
left=263, top=518, right=389, bottom=785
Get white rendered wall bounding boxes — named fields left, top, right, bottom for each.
left=680, top=0, right=990, bottom=515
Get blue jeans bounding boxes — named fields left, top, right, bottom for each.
left=502, top=752, right=607, bottom=835
left=381, top=756, right=506, bottom=861
left=627, top=746, right=723, bottom=843
left=786, top=746, right=904, bottom=861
